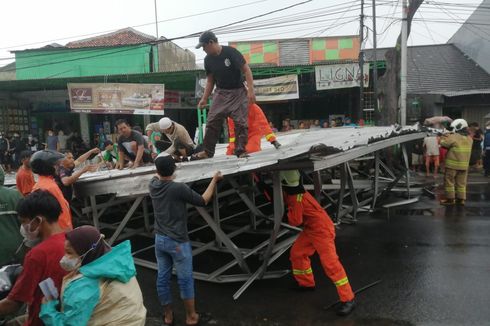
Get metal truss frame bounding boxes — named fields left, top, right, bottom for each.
left=75, top=133, right=425, bottom=299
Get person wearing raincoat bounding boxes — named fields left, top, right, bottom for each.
left=40, top=226, right=146, bottom=326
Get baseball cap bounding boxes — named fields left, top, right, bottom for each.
left=155, top=152, right=176, bottom=177
left=195, top=31, right=217, bottom=49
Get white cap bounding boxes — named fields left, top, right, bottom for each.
left=159, top=117, right=172, bottom=130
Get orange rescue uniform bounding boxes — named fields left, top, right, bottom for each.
left=33, top=175, right=73, bottom=230
left=285, top=191, right=354, bottom=302
left=226, top=103, right=277, bottom=155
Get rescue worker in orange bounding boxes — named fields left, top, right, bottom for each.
left=226, top=103, right=281, bottom=155
left=281, top=170, right=355, bottom=316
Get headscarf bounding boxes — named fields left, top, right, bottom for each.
left=65, top=225, right=111, bottom=266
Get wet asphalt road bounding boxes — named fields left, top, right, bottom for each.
left=137, top=174, right=490, bottom=326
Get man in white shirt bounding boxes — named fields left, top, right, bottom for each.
left=423, top=135, right=440, bottom=177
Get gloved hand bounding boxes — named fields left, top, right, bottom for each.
left=271, top=140, right=281, bottom=149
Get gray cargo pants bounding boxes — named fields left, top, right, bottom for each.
left=203, top=87, right=248, bottom=156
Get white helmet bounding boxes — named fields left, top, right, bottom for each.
left=159, top=117, right=172, bottom=130
left=450, top=118, right=468, bottom=131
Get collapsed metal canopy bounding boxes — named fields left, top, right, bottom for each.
left=75, top=125, right=421, bottom=197
left=72, top=125, right=425, bottom=299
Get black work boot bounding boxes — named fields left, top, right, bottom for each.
left=456, top=199, right=465, bottom=206
left=335, top=300, right=356, bottom=316
left=440, top=198, right=455, bottom=206
left=271, top=140, right=281, bottom=149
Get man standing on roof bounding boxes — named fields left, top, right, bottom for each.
left=281, top=170, right=356, bottom=316
left=226, top=103, right=281, bottom=155
left=146, top=117, right=196, bottom=161
left=193, top=31, right=255, bottom=160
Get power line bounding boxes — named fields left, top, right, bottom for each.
left=0, top=0, right=270, bottom=52
left=0, top=0, right=316, bottom=72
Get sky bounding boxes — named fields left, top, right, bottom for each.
left=0, top=0, right=483, bottom=68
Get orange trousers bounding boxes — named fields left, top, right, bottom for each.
left=290, top=229, right=355, bottom=302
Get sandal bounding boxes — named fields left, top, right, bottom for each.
left=185, top=312, right=212, bottom=326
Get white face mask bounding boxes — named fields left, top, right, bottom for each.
left=59, top=255, right=81, bottom=272
left=59, top=235, right=104, bottom=272
left=20, top=217, right=43, bottom=248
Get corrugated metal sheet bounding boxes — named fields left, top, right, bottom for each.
left=430, top=89, right=490, bottom=97
left=279, top=39, right=310, bottom=66
left=74, top=126, right=422, bottom=198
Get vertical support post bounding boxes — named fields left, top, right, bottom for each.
left=402, top=144, right=411, bottom=198
left=312, top=171, right=322, bottom=201
left=142, top=197, right=151, bottom=233
left=249, top=174, right=257, bottom=230
left=212, top=187, right=223, bottom=248
left=90, top=195, right=99, bottom=230
left=372, top=0, right=379, bottom=117
left=371, top=151, right=380, bottom=210
left=401, top=0, right=408, bottom=125
left=259, top=171, right=284, bottom=278
left=359, top=0, right=365, bottom=121
left=336, top=164, right=347, bottom=222
left=345, top=163, right=359, bottom=220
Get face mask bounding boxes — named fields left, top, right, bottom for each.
left=20, top=217, right=41, bottom=241
left=59, top=255, right=81, bottom=272
left=20, top=217, right=42, bottom=248
left=59, top=235, right=104, bottom=272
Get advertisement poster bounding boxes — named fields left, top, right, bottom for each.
left=254, top=74, right=299, bottom=102
left=68, top=83, right=165, bottom=115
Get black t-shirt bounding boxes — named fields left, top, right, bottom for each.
left=57, top=166, right=74, bottom=203
left=204, top=46, right=246, bottom=89
left=117, top=130, right=149, bottom=154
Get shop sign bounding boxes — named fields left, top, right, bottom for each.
left=195, top=75, right=299, bottom=103
left=315, top=64, right=369, bottom=90
left=68, top=83, right=165, bottom=115
left=254, top=74, right=299, bottom=102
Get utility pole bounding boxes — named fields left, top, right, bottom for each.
left=372, top=0, right=379, bottom=118
left=359, top=0, right=365, bottom=121
left=400, top=0, right=408, bottom=125
left=154, top=0, right=159, bottom=39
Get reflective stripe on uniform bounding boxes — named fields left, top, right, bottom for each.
left=265, top=133, right=275, bottom=141
left=451, top=147, right=472, bottom=153
left=296, top=194, right=303, bottom=202
left=445, top=187, right=455, bottom=191
left=0, top=211, right=18, bottom=215
left=293, top=267, right=313, bottom=275
left=445, top=159, right=469, bottom=169
left=229, top=137, right=236, bottom=143
left=456, top=187, right=466, bottom=193
left=334, top=276, right=349, bottom=287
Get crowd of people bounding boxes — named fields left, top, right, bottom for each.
left=414, top=120, right=490, bottom=179
left=278, top=116, right=361, bottom=132
left=0, top=30, right=361, bottom=325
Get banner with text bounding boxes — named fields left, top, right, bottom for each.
left=68, top=83, right=165, bottom=115
left=164, top=90, right=197, bottom=109
left=315, top=64, right=369, bottom=90
left=254, top=74, right=299, bottom=102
